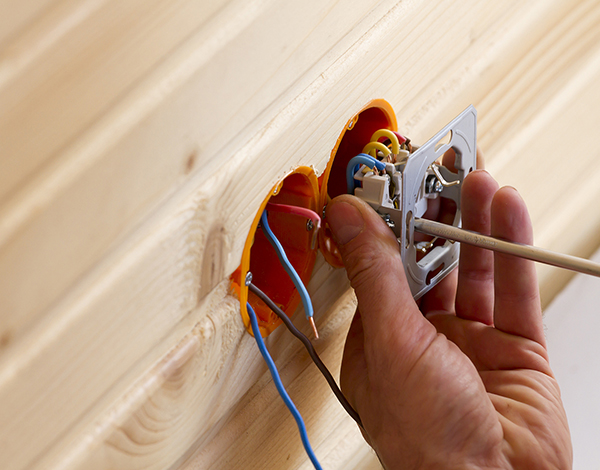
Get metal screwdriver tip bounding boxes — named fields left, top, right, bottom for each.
left=309, top=316, right=319, bottom=340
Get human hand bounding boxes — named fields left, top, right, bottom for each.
left=325, top=164, right=572, bottom=469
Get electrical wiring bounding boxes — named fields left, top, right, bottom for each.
left=346, top=153, right=386, bottom=194
left=265, top=203, right=321, bottom=230
left=248, top=282, right=363, bottom=428
left=246, top=302, right=323, bottom=470
left=260, top=211, right=318, bottom=337
left=362, top=141, right=392, bottom=159
left=370, top=129, right=403, bottom=154
left=265, top=202, right=321, bottom=249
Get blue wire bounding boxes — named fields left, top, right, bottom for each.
left=247, top=303, right=323, bottom=470
left=260, top=211, right=314, bottom=321
left=346, top=153, right=386, bottom=194
left=353, top=164, right=360, bottom=190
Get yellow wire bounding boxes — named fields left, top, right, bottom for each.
left=362, top=141, right=391, bottom=159
left=370, top=129, right=400, bottom=154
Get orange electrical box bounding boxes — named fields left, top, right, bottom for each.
left=231, top=99, right=397, bottom=336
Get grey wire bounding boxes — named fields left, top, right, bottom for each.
left=248, top=282, right=362, bottom=427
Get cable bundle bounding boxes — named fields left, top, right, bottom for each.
left=245, top=131, right=405, bottom=466
left=246, top=206, right=362, bottom=469
left=347, top=129, right=408, bottom=194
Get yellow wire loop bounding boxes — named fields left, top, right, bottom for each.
left=370, top=129, right=400, bottom=154
left=362, top=141, right=392, bottom=159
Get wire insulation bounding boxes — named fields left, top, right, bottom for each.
left=362, top=141, right=392, bottom=158
left=346, top=154, right=386, bottom=194
left=265, top=203, right=321, bottom=250
left=370, top=129, right=400, bottom=154
left=246, top=303, right=323, bottom=469
left=265, top=203, right=321, bottom=229
left=249, top=282, right=363, bottom=427
left=260, top=211, right=314, bottom=321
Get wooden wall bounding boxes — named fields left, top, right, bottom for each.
left=1, top=0, right=599, bottom=468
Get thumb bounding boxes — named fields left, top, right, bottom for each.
left=326, top=195, right=434, bottom=355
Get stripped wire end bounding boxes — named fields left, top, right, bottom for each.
left=310, top=229, right=319, bottom=251
left=307, top=217, right=321, bottom=251
left=308, top=316, right=319, bottom=340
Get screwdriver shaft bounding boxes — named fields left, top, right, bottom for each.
left=413, top=218, right=600, bottom=278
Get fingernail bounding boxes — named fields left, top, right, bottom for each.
left=502, top=185, right=523, bottom=201
left=327, top=201, right=364, bottom=245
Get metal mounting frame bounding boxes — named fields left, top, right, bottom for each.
left=381, top=106, right=478, bottom=299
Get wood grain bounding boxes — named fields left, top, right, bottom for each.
left=0, top=0, right=389, bottom=352
left=1, top=0, right=599, bottom=468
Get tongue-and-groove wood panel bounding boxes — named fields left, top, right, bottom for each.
left=1, top=1, right=599, bottom=468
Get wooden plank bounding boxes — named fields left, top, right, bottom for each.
left=0, top=0, right=225, bottom=201
left=1, top=0, right=599, bottom=468
left=412, top=0, right=600, bottom=304
left=49, top=269, right=366, bottom=470
left=486, top=16, right=600, bottom=304
left=0, top=0, right=389, bottom=351
left=0, top=0, right=57, bottom=46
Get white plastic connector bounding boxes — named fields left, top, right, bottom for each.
left=354, top=172, right=394, bottom=210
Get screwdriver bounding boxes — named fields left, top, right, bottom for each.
left=413, top=218, right=600, bottom=278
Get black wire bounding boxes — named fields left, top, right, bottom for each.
left=248, top=282, right=362, bottom=428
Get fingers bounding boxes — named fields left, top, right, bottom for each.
left=440, top=146, right=484, bottom=172
left=418, top=149, right=459, bottom=312
left=455, top=170, right=499, bottom=324
left=476, top=147, right=485, bottom=170
left=426, top=313, right=551, bottom=374
left=491, top=187, right=545, bottom=346
left=340, top=309, right=367, bottom=409
left=419, top=268, right=457, bottom=315
left=420, top=148, right=484, bottom=315
left=326, top=195, right=436, bottom=363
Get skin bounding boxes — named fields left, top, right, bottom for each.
left=325, top=153, right=572, bottom=469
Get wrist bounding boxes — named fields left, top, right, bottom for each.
left=374, top=444, right=510, bottom=470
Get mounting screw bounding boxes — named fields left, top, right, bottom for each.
left=244, top=272, right=253, bottom=286
left=381, top=213, right=395, bottom=229
left=426, top=175, right=443, bottom=194
left=306, top=219, right=314, bottom=231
